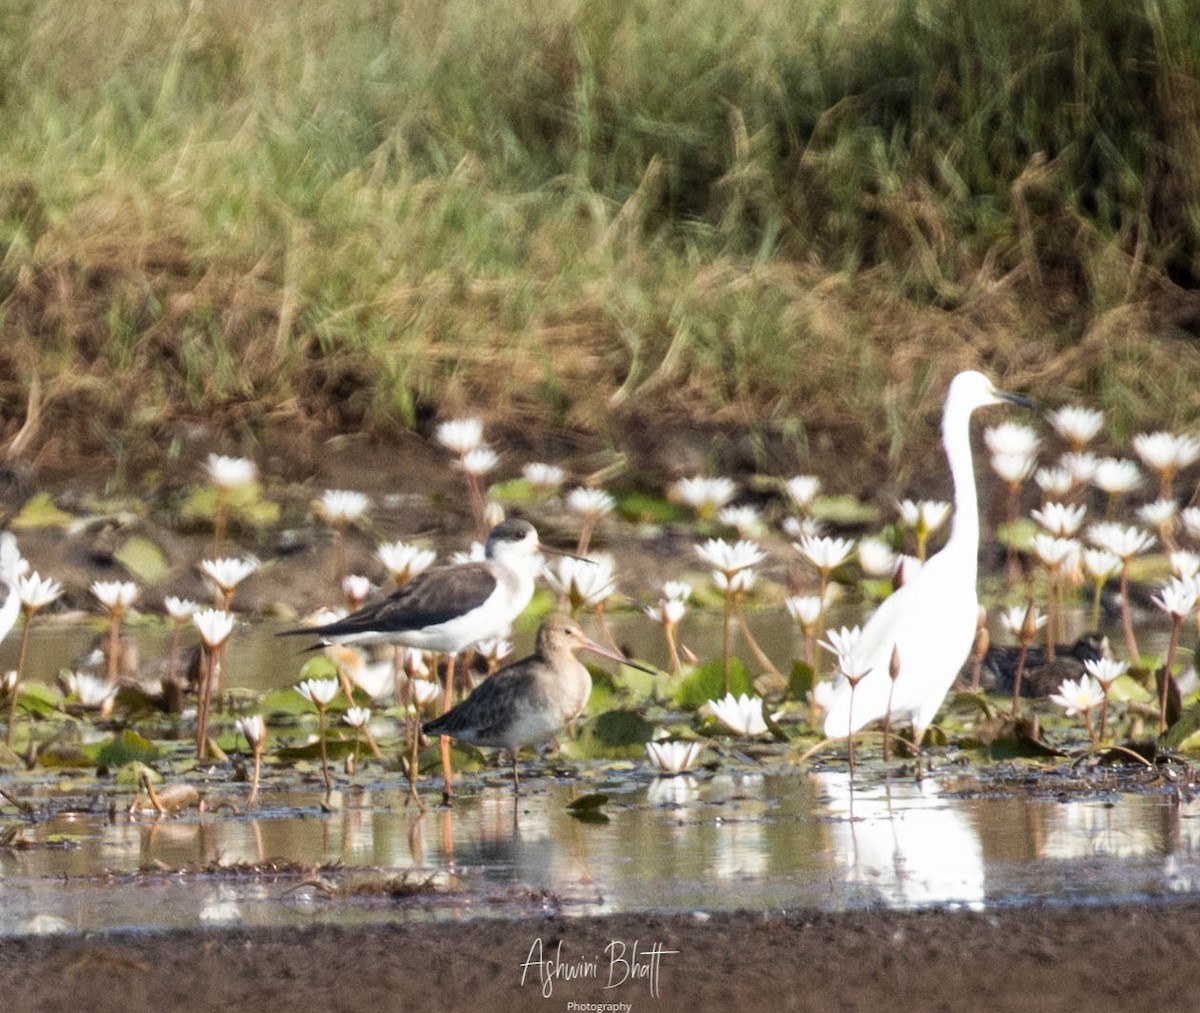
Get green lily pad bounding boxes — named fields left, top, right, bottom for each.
left=563, top=709, right=653, bottom=759
left=788, top=661, right=815, bottom=702
left=113, top=536, right=171, bottom=583
left=11, top=492, right=73, bottom=530
left=614, top=491, right=686, bottom=525
left=93, top=729, right=161, bottom=767
left=811, top=495, right=879, bottom=526
left=485, top=478, right=537, bottom=504
left=15, top=681, right=65, bottom=718
left=674, top=657, right=754, bottom=710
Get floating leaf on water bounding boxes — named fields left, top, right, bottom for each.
left=94, top=729, right=161, bottom=767
left=566, top=792, right=610, bottom=824
left=788, top=661, right=814, bottom=703
left=566, top=792, right=608, bottom=811
left=614, top=491, right=687, bottom=525
left=1162, top=697, right=1200, bottom=750
left=995, top=518, right=1037, bottom=551
left=11, top=492, right=73, bottom=530
left=564, top=709, right=654, bottom=760
left=115, top=761, right=161, bottom=787
left=113, top=536, right=171, bottom=583
left=16, top=682, right=65, bottom=719
left=674, top=657, right=754, bottom=710
left=810, top=494, right=879, bottom=526
left=484, top=477, right=537, bottom=505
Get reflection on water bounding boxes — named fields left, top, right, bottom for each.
left=4, top=766, right=1200, bottom=935
left=814, top=772, right=985, bottom=910
left=0, top=609, right=1197, bottom=936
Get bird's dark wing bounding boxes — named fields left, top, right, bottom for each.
left=423, top=668, right=543, bottom=741
left=278, top=562, right=498, bottom=639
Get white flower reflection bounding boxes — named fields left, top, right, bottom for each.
left=814, top=772, right=984, bottom=910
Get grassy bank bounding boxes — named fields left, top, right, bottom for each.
left=2, top=0, right=1200, bottom=489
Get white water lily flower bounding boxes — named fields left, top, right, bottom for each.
left=663, top=581, right=692, bottom=603
left=795, top=534, right=855, bottom=573
left=985, top=421, right=1041, bottom=459
left=1034, top=466, right=1073, bottom=498
left=1082, top=548, right=1121, bottom=581
left=783, top=475, right=821, bottom=510
left=1087, top=522, right=1156, bottom=560
left=673, top=476, right=737, bottom=514
left=342, top=706, right=372, bottom=729
left=896, top=499, right=952, bottom=533
left=781, top=515, right=822, bottom=540
left=1049, top=674, right=1105, bottom=717
left=1031, top=502, right=1087, bottom=537
left=236, top=714, right=267, bottom=749
left=317, top=489, right=370, bottom=523
left=1000, top=604, right=1047, bottom=638
left=164, top=596, right=200, bottom=621
left=296, top=677, right=340, bottom=708
left=1182, top=507, right=1200, bottom=542
left=91, top=580, right=138, bottom=612
left=1092, top=458, right=1141, bottom=496
left=18, top=572, right=62, bottom=610
left=1171, top=551, right=1200, bottom=581
left=820, top=625, right=864, bottom=660
left=1032, top=534, right=1079, bottom=569
left=695, top=537, right=765, bottom=576
left=566, top=487, right=616, bottom=518
left=205, top=454, right=257, bottom=489
left=544, top=554, right=617, bottom=610
left=199, top=557, right=259, bottom=595
left=857, top=536, right=896, bottom=578
left=460, top=446, right=499, bottom=477
left=785, top=594, right=824, bottom=628
left=475, top=637, right=513, bottom=664
left=409, top=679, right=442, bottom=709
left=435, top=417, right=484, bottom=456
left=1083, top=658, right=1129, bottom=689
left=990, top=452, right=1036, bottom=485
left=700, top=692, right=777, bottom=737
left=192, top=608, right=235, bottom=649
left=1060, top=452, right=1099, bottom=485
left=64, top=671, right=118, bottom=709
left=644, top=598, right=687, bottom=627
left=718, top=504, right=765, bottom=538
left=1137, top=498, right=1178, bottom=528
left=376, top=541, right=437, bottom=584
left=712, top=568, right=756, bottom=594
left=645, top=739, right=704, bottom=775
left=1133, top=431, right=1200, bottom=472
left=1047, top=406, right=1104, bottom=447
left=342, top=574, right=372, bottom=606
left=1151, top=576, right=1200, bottom=620
left=521, top=462, right=566, bottom=492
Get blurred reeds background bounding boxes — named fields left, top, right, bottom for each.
left=2, top=0, right=1200, bottom=486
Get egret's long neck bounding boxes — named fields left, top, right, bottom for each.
left=943, top=399, right=981, bottom=577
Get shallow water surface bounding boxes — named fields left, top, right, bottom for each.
left=3, top=763, right=1199, bottom=936
left=0, top=611, right=1193, bottom=936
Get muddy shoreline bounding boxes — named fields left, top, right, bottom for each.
left=0, top=900, right=1187, bottom=1011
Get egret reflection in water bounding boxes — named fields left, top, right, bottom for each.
left=814, top=771, right=985, bottom=910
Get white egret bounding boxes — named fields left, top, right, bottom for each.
left=822, top=371, right=1032, bottom=749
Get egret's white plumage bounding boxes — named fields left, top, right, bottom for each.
left=823, top=371, right=1030, bottom=746
left=0, top=533, right=22, bottom=646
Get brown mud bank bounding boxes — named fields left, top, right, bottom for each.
left=0, top=900, right=1189, bottom=1012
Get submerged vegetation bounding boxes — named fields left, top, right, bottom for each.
left=2, top=1, right=1200, bottom=486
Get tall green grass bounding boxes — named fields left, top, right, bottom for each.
left=1, top=0, right=1200, bottom=482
